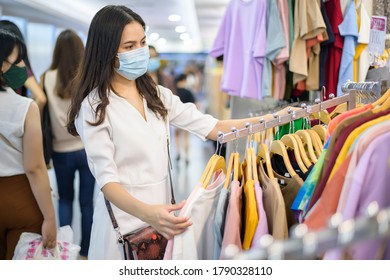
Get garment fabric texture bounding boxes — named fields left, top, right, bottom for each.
left=165, top=172, right=225, bottom=260
left=209, top=0, right=267, bottom=100
left=251, top=181, right=269, bottom=248
left=213, top=186, right=230, bottom=260
left=75, top=85, right=218, bottom=259
left=220, top=180, right=243, bottom=259
left=242, top=180, right=259, bottom=250
left=258, top=162, right=288, bottom=240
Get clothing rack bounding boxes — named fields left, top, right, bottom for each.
left=218, top=90, right=356, bottom=144
left=227, top=202, right=390, bottom=260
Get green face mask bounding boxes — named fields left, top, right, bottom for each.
left=3, top=64, right=28, bottom=89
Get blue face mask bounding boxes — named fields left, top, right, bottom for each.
left=147, top=57, right=161, bottom=72
left=115, top=46, right=150, bottom=80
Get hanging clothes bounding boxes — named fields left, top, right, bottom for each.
left=354, top=1, right=371, bottom=82
left=337, top=1, right=359, bottom=96
left=324, top=131, right=390, bottom=260
left=242, top=179, right=259, bottom=249
left=220, top=180, right=243, bottom=259
left=262, top=0, right=286, bottom=98
left=258, top=162, right=288, bottom=240
left=165, top=172, right=225, bottom=260
left=324, top=0, right=344, bottom=98
left=213, top=186, right=230, bottom=260
left=273, top=0, right=290, bottom=101
left=251, top=181, right=269, bottom=248
left=209, top=0, right=267, bottom=100
left=290, top=0, right=326, bottom=90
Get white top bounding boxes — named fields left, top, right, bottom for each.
left=167, top=172, right=225, bottom=260
left=0, top=87, right=32, bottom=176
left=44, top=69, right=84, bottom=152
left=75, top=85, right=218, bottom=259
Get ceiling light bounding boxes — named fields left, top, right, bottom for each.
left=149, top=32, right=160, bottom=41
left=180, top=33, right=190, bottom=41
left=175, top=26, right=186, bottom=33
left=168, top=14, right=181, bottom=22
left=157, top=38, right=167, bottom=45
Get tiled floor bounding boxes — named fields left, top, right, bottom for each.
left=48, top=128, right=216, bottom=248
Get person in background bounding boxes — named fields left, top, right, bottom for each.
left=0, top=29, right=56, bottom=260
left=66, top=5, right=279, bottom=260
left=148, top=45, right=176, bottom=94
left=0, top=20, right=46, bottom=113
left=174, top=73, right=196, bottom=165
left=41, top=29, right=95, bottom=259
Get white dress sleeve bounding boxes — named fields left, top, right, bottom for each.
left=75, top=95, right=120, bottom=189
left=158, top=86, right=218, bottom=141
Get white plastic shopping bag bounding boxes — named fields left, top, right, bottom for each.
left=12, top=225, right=80, bottom=260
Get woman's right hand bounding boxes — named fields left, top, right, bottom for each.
left=146, top=200, right=192, bottom=240
left=41, top=217, right=57, bottom=249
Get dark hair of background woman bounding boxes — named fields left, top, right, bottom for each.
left=0, top=29, right=26, bottom=91
left=67, top=5, right=167, bottom=136
left=48, top=29, right=84, bottom=99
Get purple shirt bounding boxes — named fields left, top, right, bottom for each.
left=209, top=0, right=267, bottom=100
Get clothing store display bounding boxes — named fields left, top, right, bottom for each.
left=213, top=187, right=230, bottom=260
left=251, top=181, right=268, bottom=248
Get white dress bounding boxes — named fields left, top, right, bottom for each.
left=75, top=86, right=218, bottom=259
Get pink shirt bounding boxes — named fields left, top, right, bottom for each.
left=251, top=181, right=269, bottom=248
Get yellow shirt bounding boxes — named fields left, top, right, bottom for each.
left=329, top=114, right=390, bottom=180
left=242, top=179, right=258, bottom=250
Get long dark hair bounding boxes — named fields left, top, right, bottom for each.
left=67, top=5, right=167, bottom=136
left=48, top=29, right=84, bottom=99
left=0, top=30, right=26, bottom=91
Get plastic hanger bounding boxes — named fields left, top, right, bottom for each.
left=257, top=143, right=275, bottom=179
left=280, top=134, right=308, bottom=173
left=270, top=140, right=297, bottom=177
left=290, top=134, right=313, bottom=168
left=311, top=125, right=326, bottom=143
left=296, top=130, right=318, bottom=164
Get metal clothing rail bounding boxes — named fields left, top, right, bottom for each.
left=218, top=90, right=356, bottom=144
left=229, top=202, right=390, bottom=260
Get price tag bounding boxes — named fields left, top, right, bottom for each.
left=369, top=16, right=387, bottom=65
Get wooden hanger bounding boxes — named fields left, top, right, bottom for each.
left=290, top=134, right=313, bottom=168
left=244, top=147, right=253, bottom=182
left=280, top=134, right=308, bottom=173
left=311, top=125, right=326, bottom=143
left=199, top=154, right=217, bottom=183
left=233, top=152, right=242, bottom=182
left=307, top=130, right=323, bottom=157
left=223, top=154, right=235, bottom=189
left=372, top=93, right=390, bottom=113
left=329, top=103, right=347, bottom=119
left=296, top=130, right=318, bottom=164
left=310, top=110, right=331, bottom=125
left=257, top=143, right=274, bottom=179
left=373, top=88, right=390, bottom=108
left=270, top=140, right=297, bottom=177
left=250, top=148, right=259, bottom=182
left=201, top=155, right=226, bottom=189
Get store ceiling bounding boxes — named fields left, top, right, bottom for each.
left=0, top=0, right=229, bottom=53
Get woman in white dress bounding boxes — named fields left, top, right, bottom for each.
left=67, top=5, right=272, bottom=260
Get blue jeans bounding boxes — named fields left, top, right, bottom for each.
left=52, top=149, right=95, bottom=257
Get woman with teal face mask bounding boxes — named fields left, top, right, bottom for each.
left=0, top=29, right=57, bottom=260
left=67, top=5, right=285, bottom=260
left=0, top=20, right=47, bottom=114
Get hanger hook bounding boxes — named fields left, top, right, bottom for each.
left=215, top=131, right=224, bottom=155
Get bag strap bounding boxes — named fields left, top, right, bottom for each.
left=105, top=122, right=175, bottom=239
